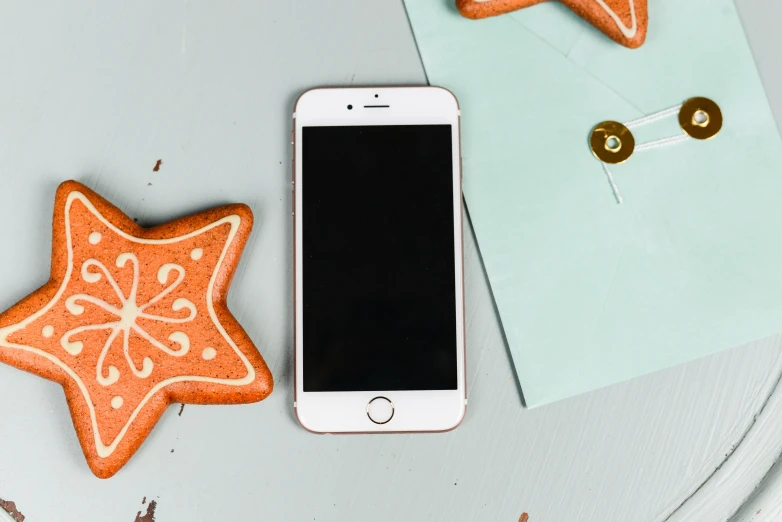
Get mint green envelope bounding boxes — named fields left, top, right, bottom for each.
left=404, top=0, right=782, bottom=406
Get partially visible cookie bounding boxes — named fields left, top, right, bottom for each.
left=0, top=180, right=273, bottom=478
left=456, top=0, right=648, bottom=49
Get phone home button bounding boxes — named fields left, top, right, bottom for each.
left=366, top=396, right=394, bottom=425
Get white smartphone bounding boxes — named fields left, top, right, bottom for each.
left=292, top=86, right=466, bottom=433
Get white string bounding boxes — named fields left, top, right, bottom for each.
left=601, top=162, right=623, bottom=204
left=635, top=133, right=689, bottom=152
left=599, top=105, right=691, bottom=204
left=624, top=104, right=682, bottom=129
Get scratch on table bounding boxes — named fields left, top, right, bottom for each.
left=134, top=499, right=157, bottom=522
left=178, top=403, right=185, bottom=416
left=0, top=498, right=25, bottom=522
left=664, top=353, right=782, bottom=521
left=153, top=159, right=163, bottom=172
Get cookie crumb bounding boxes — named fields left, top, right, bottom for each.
left=178, top=404, right=185, bottom=416
left=519, top=514, right=529, bottom=522
left=152, top=160, right=163, bottom=172
left=142, top=497, right=146, bottom=505
left=135, top=499, right=157, bottom=522
left=0, top=498, right=25, bottom=522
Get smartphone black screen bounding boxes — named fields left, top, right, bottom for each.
left=302, top=125, right=458, bottom=392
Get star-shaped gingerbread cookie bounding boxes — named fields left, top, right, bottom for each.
left=0, top=181, right=273, bottom=478
left=456, top=0, right=648, bottom=49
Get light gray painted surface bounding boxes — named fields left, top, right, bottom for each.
left=0, top=1, right=781, bottom=520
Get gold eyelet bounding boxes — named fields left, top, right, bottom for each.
left=679, top=97, right=722, bottom=140
left=590, top=121, right=635, bottom=164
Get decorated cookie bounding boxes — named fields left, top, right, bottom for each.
left=456, top=0, right=648, bottom=49
left=0, top=181, right=273, bottom=478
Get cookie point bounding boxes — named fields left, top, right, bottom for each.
left=229, top=203, right=254, bottom=229
left=56, top=179, right=89, bottom=196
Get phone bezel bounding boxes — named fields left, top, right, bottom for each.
left=293, top=86, right=466, bottom=433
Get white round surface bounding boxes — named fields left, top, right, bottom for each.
left=0, top=1, right=781, bottom=521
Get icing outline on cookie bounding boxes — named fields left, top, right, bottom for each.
left=469, top=0, right=639, bottom=41
left=594, top=0, right=637, bottom=39
left=0, top=191, right=256, bottom=459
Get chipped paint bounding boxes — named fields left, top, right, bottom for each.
left=134, top=499, right=157, bottom=522
left=0, top=498, right=25, bottom=522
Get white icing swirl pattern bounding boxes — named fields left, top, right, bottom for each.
left=0, top=191, right=255, bottom=460
left=61, top=253, right=197, bottom=385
